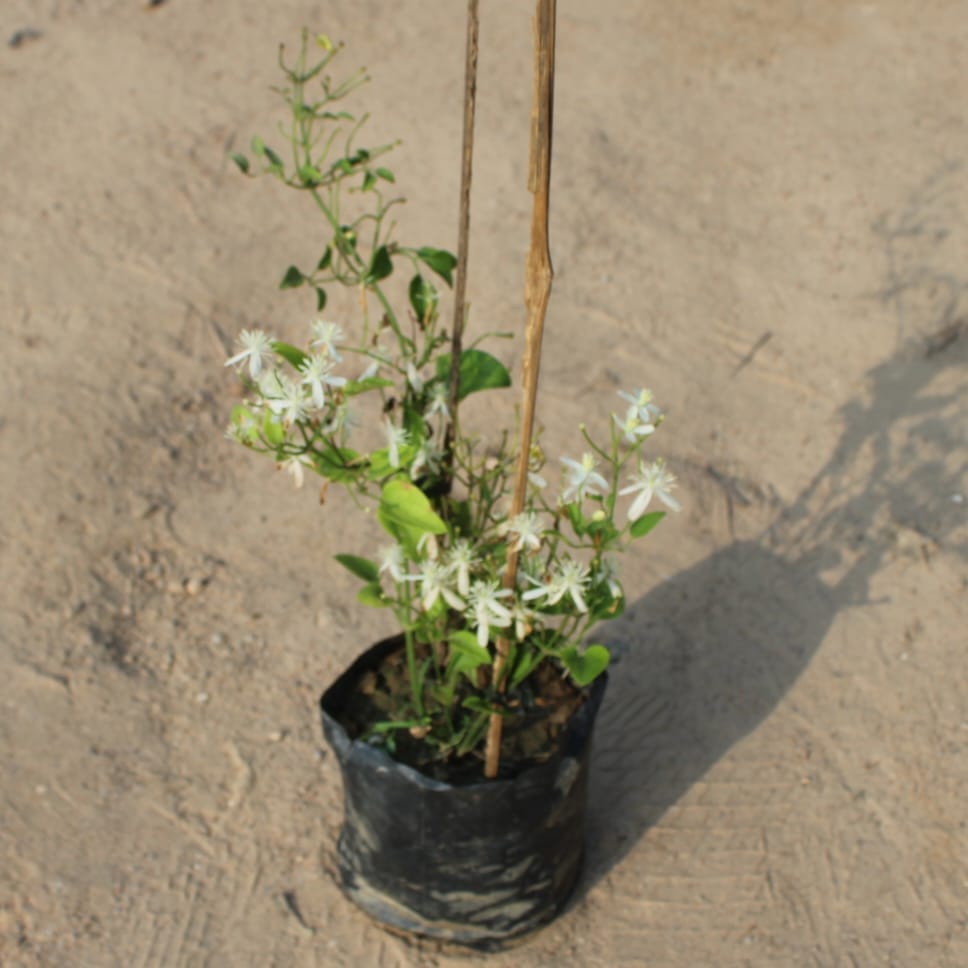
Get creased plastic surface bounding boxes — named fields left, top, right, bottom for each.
left=320, top=635, right=607, bottom=947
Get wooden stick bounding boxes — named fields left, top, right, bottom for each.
left=444, top=0, right=480, bottom=475
left=483, top=0, right=556, bottom=780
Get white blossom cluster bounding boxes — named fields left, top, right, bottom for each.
left=225, top=318, right=680, bottom=657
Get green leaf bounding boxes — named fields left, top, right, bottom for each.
left=312, top=444, right=361, bottom=482
left=279, top=265, right=304, bottom=290
left=401, top=397, right=425, bottom=434
left=334, top=554, right=380, bottom=583
left=377, top=479, right=447, bottom=557
left=337, top=226, right=358, bottom=251
left=587, top=516, right=620, bottom=544
left=263, top=145, right=284, bottom=171
left=271, top=341, right=308, bottom=369
left=366, top=444, right=417, bottom=481
left=367, top=245, right=393, bottom=283
left=261, top=411, right=285, bottom=447
left=315, top=286, right=327, bottom=312
left=509, top=648, right=544, bottom=689
left=462, top=695, right=511, bottom=717
left=317, top=247, right=332, bottom=271
left=560, top=644, right=610, bottom=686
left=416, top=247, right=458, bottom=286
left=357, top=582, right=389, bottom=607
left=361, top=170, right=377, bottom=192
left=630, top=510, right=665, bottom=539
left=449, top=631, right=491, bottom=666
left=449, top=630, right=491, bottom=684
left=455, top=712, right=491, bottom=756
left=229, top=405, right=259, bottom=443
left=342, top=376, right=394, bottom=397
left=230, top=153, right=250, bottom=174
left=408, top=274, right=438, bottom=324
left=375, top=167, right=395, bottom=183
left=297, top=163, right=322, bottom=186
left=368, top=719, right=421, bottom=733
left=565, top=502, right=586, bottom=536
left=434, top=349, right=511, bottom=401
left=251, top=135, right=266, bottom=157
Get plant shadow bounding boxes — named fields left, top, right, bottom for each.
left=582, top=540, right=834, bottom=885
left=577, top=320, right=966, bottom=892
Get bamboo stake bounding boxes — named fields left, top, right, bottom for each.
left=444, top=0, right=480, bottom=475
left=483, top=0, right=556, bottom=780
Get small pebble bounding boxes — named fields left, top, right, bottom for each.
left=195, top=692, right=209, bottom=704
left=8, top=28, right=43, bottom=49
left=184, top=576, right=203, bottom=596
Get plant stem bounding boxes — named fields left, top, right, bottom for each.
left=484, top=0, right=557, bottom=780
left=401, top=583, right=424, bottom=718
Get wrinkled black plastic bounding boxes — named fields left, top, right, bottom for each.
left=320, top=635, right=608, bottom=947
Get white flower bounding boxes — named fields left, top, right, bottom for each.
left=595, top=557, right=623, bottom=600
left=560, top=453, right=609, bottom=503
left=446, top=539, right=477, bottom=596
left=280, top=453, right=313, bottom=488
left=225, top=329, right=274, bottom=378
left=324, top=403, right=358, bottom=441
left=619, top=458, right=681, bottom=521
left=406, top=361, right=425, bottom=394
left=522, top=560, right=590, bottom=613
left=618, top=387, right=662, bottom=424
left=309, top=320, right=344, bottom=361
left=613, top=405, right=656, bottom=444
left=528, top=446, right=547, bottom=491
left=410, top=441, right=443, bottom=482
left=417, top=531, right=439, bottom=560
left=553, top=560, right=591, bottom=613
left=498, top=512, right=543, bottom=554
left=378, top=544, right=406, bottom=583
left=299, top=354, right=346, bottom=409
left=383, top=419, right=409, bottom=469
left=510, top=600, right=538, bottom=640
left=225, top=408, right=258, bottom=443
left=359, top=344, right=390, bottom=380
left=225, top=421, right=247, bottom=443
left=409, top=560, right=464, bottom=612
left=465, top=579, right=513, bottom=647
left=266, top=376, right=309, bottom=425
left=425, top=382, right=450, bottom=421
left=257, top=368, right=287, bottom=400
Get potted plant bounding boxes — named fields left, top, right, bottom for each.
left=224, top=19, right=679, bottom=948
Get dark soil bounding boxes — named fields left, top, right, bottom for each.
left=335, top=641, right=587, bottom=785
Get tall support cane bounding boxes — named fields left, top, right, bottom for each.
left=484, top=0, right=557, bottom=780
left=444, top=0, right=480, bottom=475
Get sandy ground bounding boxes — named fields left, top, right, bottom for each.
left=2, top=1, right=966, bottom=965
